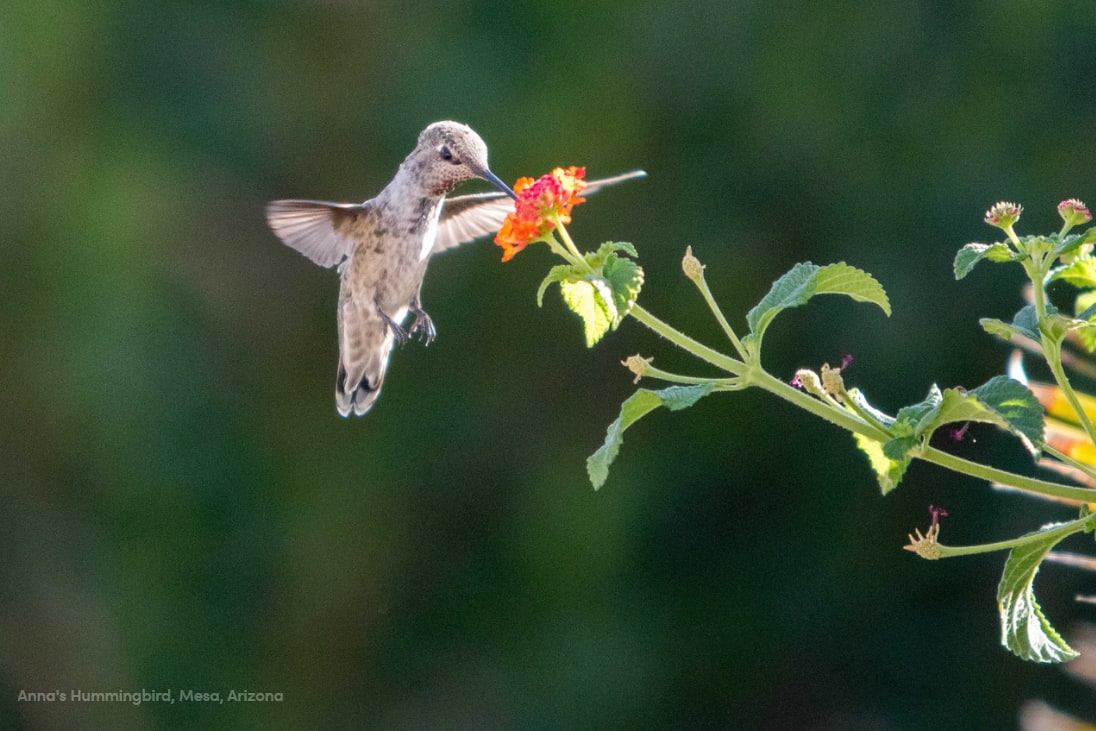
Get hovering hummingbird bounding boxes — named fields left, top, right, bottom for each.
left=266, top=120, right=645, bottom=416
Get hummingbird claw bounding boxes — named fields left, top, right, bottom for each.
left=408, top=299, right=436, bottom=345
left=375, top=298, right=410, bottom=345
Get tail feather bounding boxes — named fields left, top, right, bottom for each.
left=336, top=302, right=396, bottom=416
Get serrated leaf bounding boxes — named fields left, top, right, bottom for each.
left=980, top=318, right=1027, bottom=343
left=536, top=264, right=579, bottom=307
left=591, top=241, right=639, bottom=261
left=1052, top=229, right=1095, bottom=259
left=882, top=435, right=919, bottom=462
left=745, top=262, right=890, bottom=345
left=998, top=524, right=1079, bottom=662
left=881, top=378, right=1044, bottom=457
left=846, top=388, right=896, bottom=428
left=954, top=242, right=1015, bottom=279
left=1019, top=235, right=1057, bottom=260
left=1076, top=290, right=1096, bottom=322
left=1041, top=313, right=1080, bottom=343
left=812, top=263, right=892, bottom=314
left=587, top=384, right=715, bottom=489
left=601, top=252, right=644, bottom=324
left=982, top=306, right=1040, bottom=343
left=853, top=433, right=910, bottom=494
left=1049, top=254, right=1096, bottom=288
left=963, top=376, right=1045, bottom=453
left=560, top=276, right=616, bottom=347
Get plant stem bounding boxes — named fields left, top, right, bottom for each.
left=1026, top=258, right=1096, bottom=446
left=628, top=305, right=747, bottom=376
left=919, top=446, right=1096, bottom=503
left=638, top=363, right=738, bottom=386
left=935, top=513, right=1095, bottom=558
left=748, top=368, right=892, bottom=441
left=692, top=273, right=749, bottom=360
left=553, top=216, right=587, bottom=265
left=1044, top=344, right=1096, bottom=445
left=1041, top=444, right=1096, bottom=486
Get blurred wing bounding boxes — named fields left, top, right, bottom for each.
left=266, top=199, right=368, bottom=268
left=433, top=169, right=648, bottom=254
left=433, top=193, right=515, bottom=254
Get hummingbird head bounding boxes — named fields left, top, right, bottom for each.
left=408, top=121, right=517, bottom=200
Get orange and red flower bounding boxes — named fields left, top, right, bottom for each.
left=495, top=166, right=587, bottom=261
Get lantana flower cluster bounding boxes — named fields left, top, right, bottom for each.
left=494, top=166, right=587, bottom=261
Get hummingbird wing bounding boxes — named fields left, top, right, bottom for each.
left=432, top=170, right=647, bottom=254
left=265, top=199, right=370, bottom=268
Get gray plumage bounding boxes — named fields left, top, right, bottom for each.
left=266, top=120, right=645, bottom=416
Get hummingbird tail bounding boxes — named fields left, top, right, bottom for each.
left=335, top=360, right=384, bottom=416
left=335, top=303, right=396, bottom=417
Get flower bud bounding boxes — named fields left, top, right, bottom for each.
left=681, top=246, right=705, bottom=283
left=1058, top=198, right=1092, bottom=231
left=985, top=201, right=1022, bottom=230
left=622, top=354, right=653, bottom=384
left=820, top=362, right=846, bottom=398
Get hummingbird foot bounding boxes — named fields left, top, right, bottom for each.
left=408, top=299, right=436, bottom=345
left=375, top=298, right=410, bottom=345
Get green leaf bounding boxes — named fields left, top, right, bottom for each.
left=560, top=276, right=616, bottom=347
left=846, top=388, right=896, bottom=428
left=587, top=384, right=715, bottom=489
left=1018, top=234, right=1057, bottom=260
left=601, top=252, right=644, bottom=324
left=745, top=262, right=890, bottom=345
left=892, top=384, right=944, bottom=438
left=980, top=318, right=1027, bottom=343
left=1051, top=228, right=1096, bottom=259
left=590, top=241, right=639, bottom=261
left=1049, top=254, right=1096, bottom=288
left=853, top=433, right=910, bottom=494
left=881, top=435, right=918, bottom=463
left=537, top=264, right=579, bottom=307
left=880, top=378, right=1044, bottom=460
left=954, top=242, right=1016, bottom=279
left=998, top=525, right=1079, bottom=663
left=541, top=244, right=643, bottom=347
left=971, top=376, right=1045, bottom=448
left=980, top=305, right=1040, bottom=343
left=946, top=376, right=1044, bottom=452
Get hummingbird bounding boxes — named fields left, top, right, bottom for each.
left=266, top=120, right=645, bottom=416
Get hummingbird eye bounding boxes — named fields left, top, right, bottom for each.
left=438, top=145, right=457, bottom=163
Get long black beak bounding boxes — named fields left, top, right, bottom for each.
left=480, top=168, right=518, bottom=200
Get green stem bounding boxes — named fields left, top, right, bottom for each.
left=1026, top=259, right=1096, bottom=446
left=751, top=367, right=1096, bottom=503
left=919, top=446, right=1096, bottom=503
left=628, top=305, right=746, bottom=376
left=748, top=368, right=891, bottom=441
left=553, top=217, right=586, bottom=265
left=692, top=273, right=749, bottom=360
left=1042, top=444, right=1096, bottom=486
left=639, top=363, right=738, bottom=386
left=1044, top=344, right=1096, bottom=445
left=935, top=513, right=1095, bottom=558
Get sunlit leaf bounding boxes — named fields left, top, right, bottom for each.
left=560, top=276, right=616, bottom=347
left=954, top=242, right=1016, bottom=279
left=745, top=262, right=890, bottom=346
left=854, top=433, right=911, bottom=494
left=588, top=384, right=714, bottom=489
left=998, top=524, right=1079, bottom=663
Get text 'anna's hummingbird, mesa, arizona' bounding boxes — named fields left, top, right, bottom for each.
left=266, top=120, right=644, bottom=416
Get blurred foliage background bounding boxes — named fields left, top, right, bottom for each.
left=3, top=0, right=1096, bottom=728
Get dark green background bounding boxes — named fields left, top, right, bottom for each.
left=3, top=1, right=1096, bottom=728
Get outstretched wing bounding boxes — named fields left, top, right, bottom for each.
left=432, top=169, right=647, bottom=254
left=265, top=199, right=369, bottom=268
